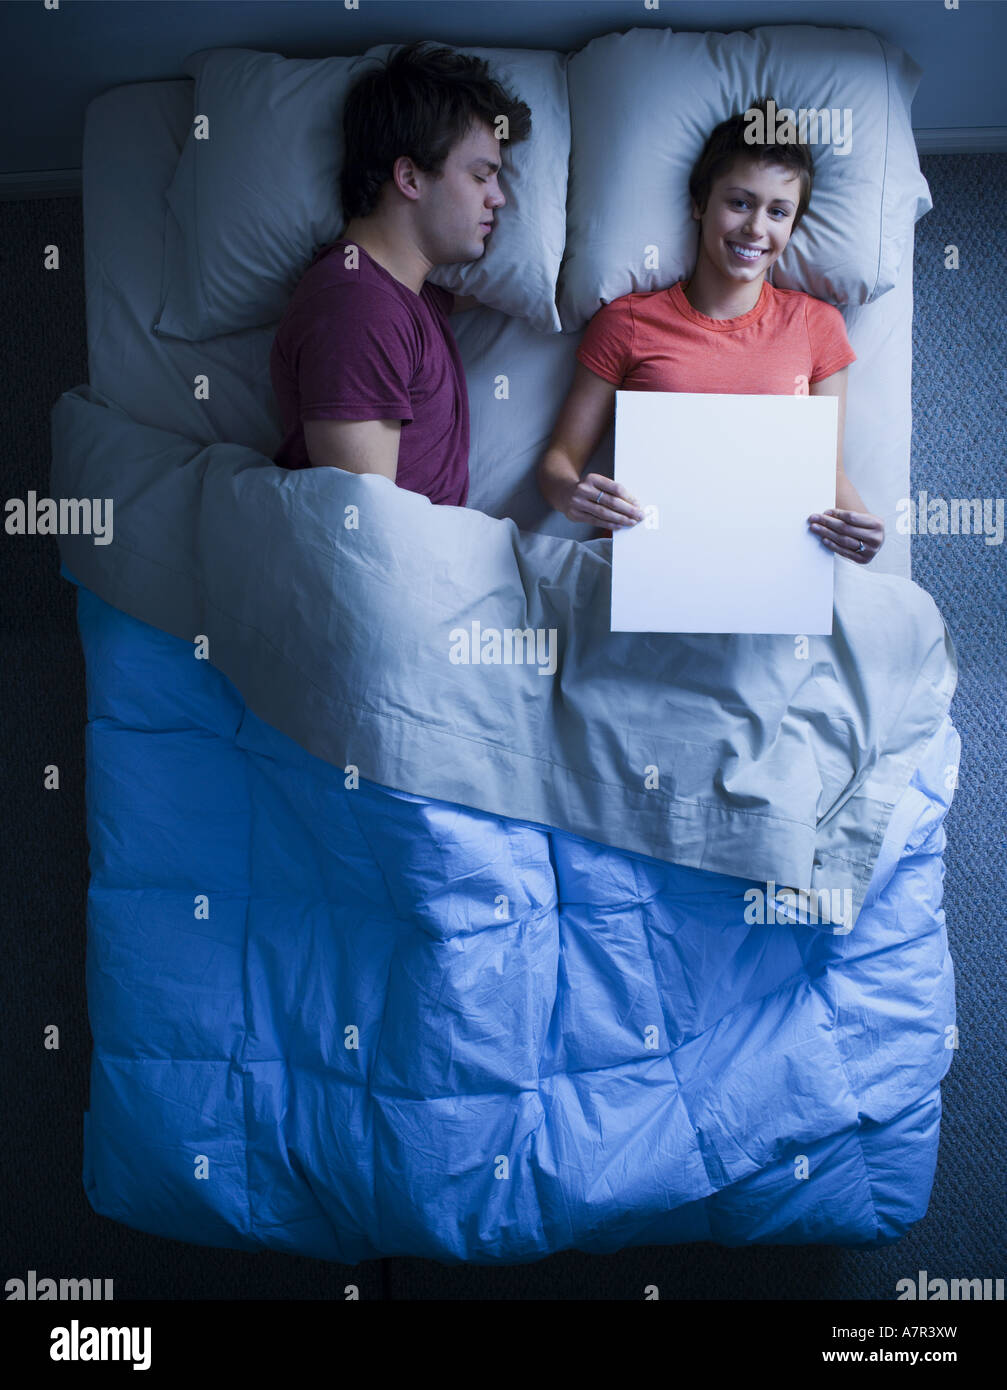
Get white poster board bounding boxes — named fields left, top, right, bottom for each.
left=611, top=392, right=838, bottom=634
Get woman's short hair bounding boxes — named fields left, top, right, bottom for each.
left=688, top=96, right=814, bottom=235
left=341, top=39, right=532, bottom=221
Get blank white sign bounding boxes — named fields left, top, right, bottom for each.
left=611, top=391, right=837, bottom=634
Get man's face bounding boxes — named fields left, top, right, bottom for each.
left=691, top=157, right=800, bottom=283
left=412, top=120, right=507, bottom=265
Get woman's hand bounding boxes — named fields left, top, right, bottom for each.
left=808, top=508, right=885, bottom=563
left=560, top=472, right=645, bottom=529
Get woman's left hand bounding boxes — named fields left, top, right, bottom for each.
left=808, top=509, right=885, bottom=564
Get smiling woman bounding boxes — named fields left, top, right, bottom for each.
left=537, top=95, right=885, bottom=564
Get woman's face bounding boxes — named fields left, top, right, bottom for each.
left=691, top=158, right=800, bottom=284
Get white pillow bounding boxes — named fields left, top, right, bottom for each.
left=153, top=43, right=569, bottom=341
left=154, top=48, right=365, bottom=342
left=558, top=25, right=932, bottom=329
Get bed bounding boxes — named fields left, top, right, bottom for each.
left=50, top=27, right=961, bottom=1265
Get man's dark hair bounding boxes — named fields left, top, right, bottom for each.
left=688, top=96, right=814, bottom=236
left=340, top=40, right=532, bottom=221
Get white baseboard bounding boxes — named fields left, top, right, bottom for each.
left=912, top=127, right=1007, bottom=154
left=0, top=169, right=82, bottom=200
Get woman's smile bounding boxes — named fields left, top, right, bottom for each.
left=726, top=240, right=767, bottom=262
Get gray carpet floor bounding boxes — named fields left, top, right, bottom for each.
left=0, top=153, right=1003, bottom=1298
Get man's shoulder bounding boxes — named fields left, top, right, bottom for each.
left=293, top=243, right=409, bottom=310
left=275, top=250, right=428, bottom=360
left=289, top=244, right=455, bottom=330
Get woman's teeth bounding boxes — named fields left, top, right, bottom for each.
left=728, top=242, right=764, bottom=261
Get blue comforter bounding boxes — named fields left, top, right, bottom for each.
left=71, top=582, right=957, bottom=1263
left=51, top=386, right=959, bottom=1263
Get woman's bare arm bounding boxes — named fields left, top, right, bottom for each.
left=808, top=367, right=867, bottom=512
left=537, top=362, right=642, bottom=527
left=808, top=367, right=885, bottom=562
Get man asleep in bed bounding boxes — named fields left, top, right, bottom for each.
left=537, top=98, right=887, bottom=565
left=269, top=39, right=529, bottom=505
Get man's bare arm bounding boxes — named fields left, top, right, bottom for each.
left=302, top=417, right=401, bottom=481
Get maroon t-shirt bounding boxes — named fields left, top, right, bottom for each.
left=269, top=239, right=470, bottom=507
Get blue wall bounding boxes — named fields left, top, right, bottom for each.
left=4, top=0, right=1005, bottom=178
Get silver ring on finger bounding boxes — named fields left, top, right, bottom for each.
left=857, top=539, right=865, bottom=553
left=595, top=490, right=605, bottom=505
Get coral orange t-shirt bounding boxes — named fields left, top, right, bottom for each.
left=576, top=279, right=855, bottom=395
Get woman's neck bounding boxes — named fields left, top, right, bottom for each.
left=682, top=264, right=765, bottom=320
